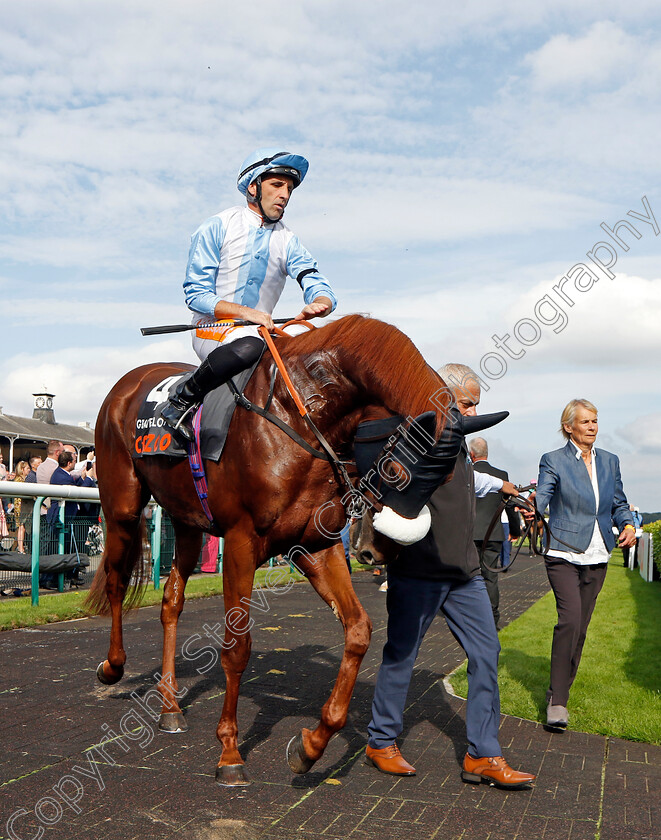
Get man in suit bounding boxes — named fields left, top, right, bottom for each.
left=24, top=456, right=42, bottom=483
left=36, top=439, right=64, bottom=519
left=470, top=437, right=521, bottom=630
left=532, top=398, right=635, bottom=730
left=364, top=364, right=536, bottom=789
left=47, top=451, right=87, bottom=554
left=47, top=452, right=80, bottom=525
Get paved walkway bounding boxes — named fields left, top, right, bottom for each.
left=1, top=556, right=659, bottom=840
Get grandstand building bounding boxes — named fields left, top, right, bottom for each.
left=0, top=393, right=95, bottom=468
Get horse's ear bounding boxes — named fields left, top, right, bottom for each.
left=398, top=410, right=437, bottom=457
left=461, top=411, right=509, bottom=435
left=414, top=408, right=510, bottom=440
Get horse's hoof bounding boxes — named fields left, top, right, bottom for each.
left=96, top=660, right=123, bottom=686
left=158, top=712, right=188, bottom=733
left=215, top=764, right=251, bottom=787
left=286, top=732, right=316, bottom=774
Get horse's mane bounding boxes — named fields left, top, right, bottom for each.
left=281, top=315, right=448, bottom=434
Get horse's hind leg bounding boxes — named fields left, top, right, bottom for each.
left=286, top=544, right=371, bottom=773
left=157, top=521, right=203, bottom=733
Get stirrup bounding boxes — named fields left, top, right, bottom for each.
left=162, top=402, right=200, bottom=442
left=170, top=403, right=198, bottom=430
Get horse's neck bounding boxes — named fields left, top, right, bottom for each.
left=262, top=319, right=448, bottom=440
left=244, top=347, right=361, bottom=449
left=290, top=351, right=362, bottom=437
left=334, top=337, right=443, bottom=424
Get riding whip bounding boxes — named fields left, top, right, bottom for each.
left=141, top=318, right=297, bottom=336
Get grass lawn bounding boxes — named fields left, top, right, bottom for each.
left=449, top=553, right=661, bottom=745
left=0, top=565, right=308, bottom=631
left=0, top=560, right=370, bottom=632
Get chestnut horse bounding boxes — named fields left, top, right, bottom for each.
left=86, top=314, right=451, bottom=785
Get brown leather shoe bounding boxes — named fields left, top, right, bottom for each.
left=461, top=754, right=535, bottom=788
left=365, top=743, right=416, bottom=776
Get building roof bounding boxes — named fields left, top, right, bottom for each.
left=0, top=410, right=94, bottom=447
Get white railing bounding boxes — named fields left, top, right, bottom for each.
left=0, top=482, right=187, bottom=605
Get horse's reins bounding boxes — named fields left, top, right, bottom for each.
left=480, top=484, right=584, bottom=572
left=144, top=317, right=374, bottom=523
left=229, top=336, right=590, bottom=557
left=226, top=324, right=376, bottom=517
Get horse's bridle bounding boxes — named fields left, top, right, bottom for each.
left=228, top=325, right=379, bottom=519
left=233, top=340, right=587, bottom=561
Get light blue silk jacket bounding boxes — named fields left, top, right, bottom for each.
left=183, top=206, right=336, bottom=318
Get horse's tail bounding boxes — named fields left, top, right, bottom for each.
left=84, top=514, right=149, bottom=616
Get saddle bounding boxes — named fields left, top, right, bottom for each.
left=134, top=320, right=327, bottom=466
left=133, top=321, right=362, bottom=524
left=133, top=361, right=260, bottom=462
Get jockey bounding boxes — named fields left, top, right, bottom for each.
left=159, top=148, right=337, bottom=440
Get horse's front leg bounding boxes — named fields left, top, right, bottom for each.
left=157, top=522, right=203, bottom=733
left=215, top=531, right=258, bottom=786
left=287, top=543, right=372, bottom=773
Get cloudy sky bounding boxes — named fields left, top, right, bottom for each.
left=2, top=1, right=660, bottom=509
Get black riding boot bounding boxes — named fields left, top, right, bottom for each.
left=159, top=337, right=264, bottom=442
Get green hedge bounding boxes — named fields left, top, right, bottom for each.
left=642, top=520, right=661, bottom=578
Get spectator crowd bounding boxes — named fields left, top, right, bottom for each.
left=0, top=440, right=100, bottom=587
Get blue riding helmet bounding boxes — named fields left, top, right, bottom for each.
left=237, top=148, right=309, bottom=196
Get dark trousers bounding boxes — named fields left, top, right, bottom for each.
left=545, top=558, right=608, bottom=706
left=367, top=573, right=501, bottom=758
left=501, top=522, right=511, bottom=567
left=475, top=540, right=502, bottom=627
left=47, top=519, right=76, bottom=554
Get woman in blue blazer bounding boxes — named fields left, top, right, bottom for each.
left=534, top=399, right=635, bottom=731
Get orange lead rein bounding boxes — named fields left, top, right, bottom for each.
left=258, top=322, right=314, bottom=417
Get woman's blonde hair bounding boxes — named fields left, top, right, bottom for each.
left=560, top=399, right=598, bottom=440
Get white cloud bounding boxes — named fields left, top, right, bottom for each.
left=480, top=271, right=661, bottom=370
left=1, top=338, right=197, bottom=426
left=471, top=25, right=661, bottom=185
left=294, top=177, right=609, bottom=252
left=1, top=1, right=661, bottom=514
left=8, top=298, right=185, bottom=330
left=525, top=21, right=638, bottom=90
left=341, top=268, right=661, bottom=376
left=618, top=412, right=661, bottom=453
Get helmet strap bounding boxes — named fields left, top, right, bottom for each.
left=249, top=176, right=283, bottom=224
